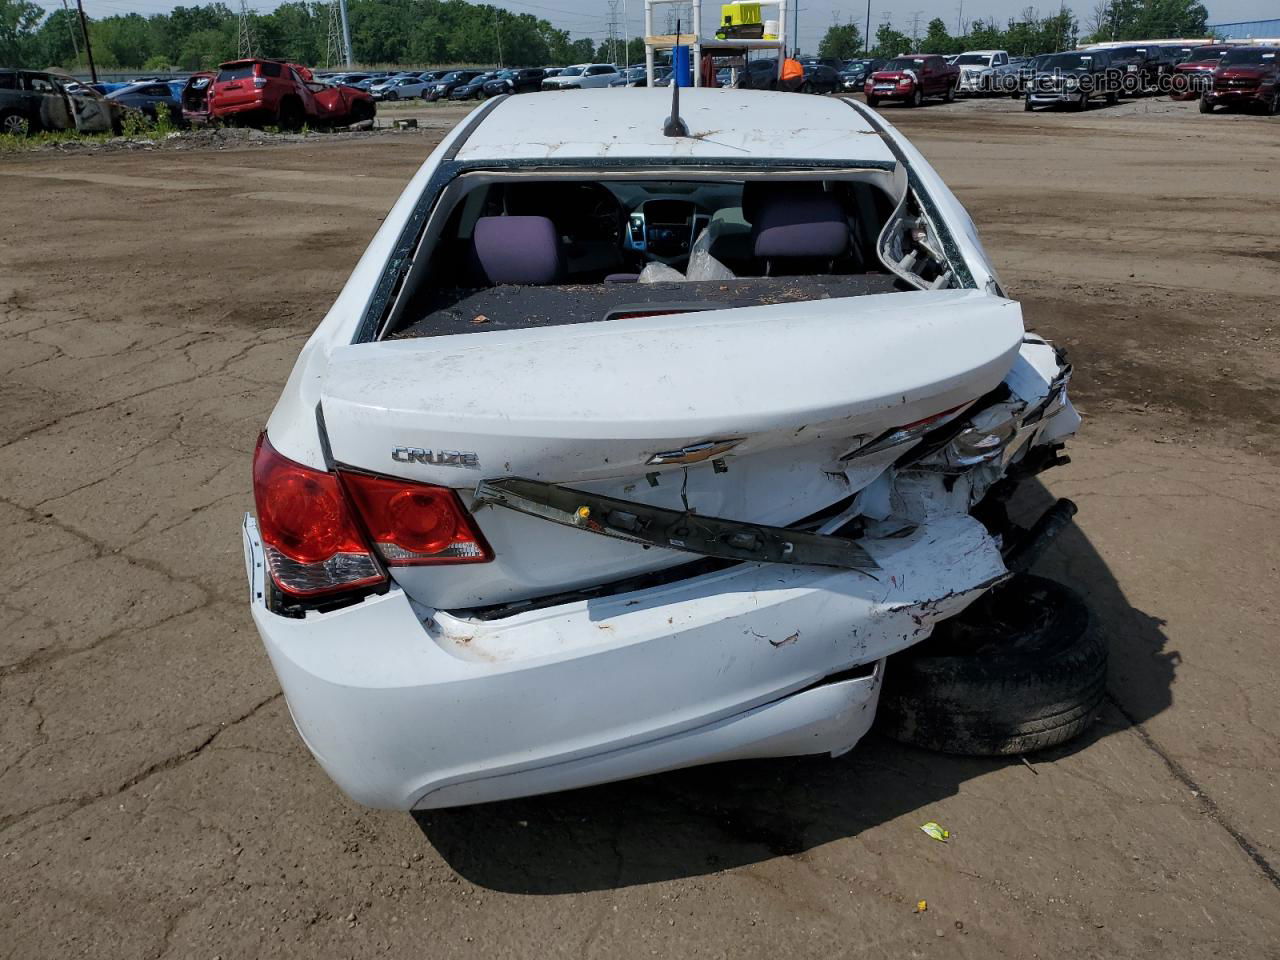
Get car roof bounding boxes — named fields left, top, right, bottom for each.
left=457, top=89, right=895, bottom=165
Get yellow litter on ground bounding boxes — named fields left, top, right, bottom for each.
left=920, top=821, right=950, bottom=842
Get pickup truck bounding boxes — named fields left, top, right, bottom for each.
left=953, top=49, right=1020, bottom=95
left=864, top=54, right=960, bottom=106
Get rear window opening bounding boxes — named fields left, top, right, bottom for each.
left=378, top=170, right=964, bottom=341
left=216, top=63, right=256, bottom=82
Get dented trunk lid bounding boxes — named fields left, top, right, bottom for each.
left=320, top=289, right=1024, bottom=609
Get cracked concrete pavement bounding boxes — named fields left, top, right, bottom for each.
left=1, top=96, right=1278, bottom=957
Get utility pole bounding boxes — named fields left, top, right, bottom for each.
left=339, top=0, right=353, bottom=66
left=956, top=0, right=963, bottom=35
left=908, top=9, right=923, bottom=45
left=622, top=0, right=629, bottom=74
left=865, top=0, right=871, bottom=52
left=792, top=0, right=800, bottom=56
left=60, top=0, right=83, bottom=69
left=74, top=0, right=96, bottom=82
left=493, top=7, right=504, bottom=66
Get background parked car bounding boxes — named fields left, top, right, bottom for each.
left=105, top=80, right=184, bottom=125
left=425, top=70, right=485, bottom=101
left=865, top=54, right=959, bottom=107
left=0, top=68, right=123, bottom=135
left=799, top=62, right=840, bottom=94
left=1099, top=45, right=1163, bottom=94
left=953, top=49, right=1017, bottom=95
left=542, top=64, right=619, bottom=89
left=840, top=58, right=885, bottom=91
left=735, top=57, right=778, bottom=90
left=1024, top=50, right=1117, bottom=111
left=1171, top=45, right=1235, bottom=99
left=370, top=75, right=431, bottom=100
left=609, top=66, right=648, bottom=87
left=482, top=68, right=546, bottom=96
left=1201, top=46, right=1279, bottom=114
left=449, top=71, right=498, bottom=100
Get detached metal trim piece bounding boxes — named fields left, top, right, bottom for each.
left=474, top=478, right=879, bottom=571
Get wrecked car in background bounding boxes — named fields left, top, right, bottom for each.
left=1, top=68, right=125, bottom=135
left=243, top=89, right=1096, bottom=811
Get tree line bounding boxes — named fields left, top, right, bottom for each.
left=1, top=0, right=1212, bottom=74
left=0, top=0, right=621, bottom=72
left=819, top=0, right=1209, bottom=62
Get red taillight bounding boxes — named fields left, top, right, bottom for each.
left=253, top=434, right=386, bottom=598
left=340, top=471, right=492, bottom=565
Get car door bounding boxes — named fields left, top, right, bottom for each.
left=24, top=72, right=74, bottom=131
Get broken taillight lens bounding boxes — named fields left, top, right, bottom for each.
left=252, top=434, right=387, bottom=598
left=339, top=472, right=493, bottom=566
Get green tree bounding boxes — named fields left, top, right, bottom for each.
left=920, top=17, right=954, bottom=53
left=872, top=23, right=912, bottom=58
left=818, top=22, right=863, bottom=60
left=1, top=0, right=44, bottom=67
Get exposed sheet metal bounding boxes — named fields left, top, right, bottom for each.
left=475, top=477, right=880, bottom=571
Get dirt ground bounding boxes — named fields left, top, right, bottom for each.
left=2, top=93, right=1278, bottom=959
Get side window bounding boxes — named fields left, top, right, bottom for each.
left=145, top=84, right=170, bottom=97
left=996, top=53, right=1007, bottom=65
left=0, top=73, right=17, bottom=90
left=26, top=74, right=59, bottom=93
left=261, top=61, right=282, bottom=78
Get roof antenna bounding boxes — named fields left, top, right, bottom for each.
left=663, top=18, right=690, bottom=137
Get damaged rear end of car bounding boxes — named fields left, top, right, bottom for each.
left=242, top=91, right=1081, bottom=809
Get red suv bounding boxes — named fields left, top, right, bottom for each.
left=207, top=58, right=375, bottom=129
left=864, top=54, right=960, bottom=107
left=1201, top=47, right=1280, bottom=114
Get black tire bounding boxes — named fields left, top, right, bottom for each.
left=1074, top=91, right=1088, bottom=111
left=386, top=90, right=399, bottom=101
left=908, top=86, right=923, bottom=107
left=865, top=95, right=880, bottom=108
left=277, top=98, right=304, bottom=131
left=1199, top=96, right=1213, bottom=114
left=348, top=99, right=375, bottom=125
left=1, top=109, right=31, bottom=136
left=944, top=81, right=955, bottom=103
left=1106, top=91, right=1119, bottom=105
left=877, top=575, right=1106, bottom=756
left=1023, top=95, right=1033, bottom=111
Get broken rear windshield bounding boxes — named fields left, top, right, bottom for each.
left=217, top=64, right=255, bottom=81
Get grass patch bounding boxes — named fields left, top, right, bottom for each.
left=0, top=108, right=179, bottom=154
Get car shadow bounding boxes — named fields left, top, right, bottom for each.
left=413, top=477, right=1176, bottom=893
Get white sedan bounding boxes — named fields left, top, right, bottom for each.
left=243, top=89, right=1085, bottom=810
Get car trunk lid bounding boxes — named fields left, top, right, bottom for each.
left=320, top=288, right=1023, bottom=610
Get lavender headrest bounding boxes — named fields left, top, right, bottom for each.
left=751, top=193, right=848, bottom=259
left=472, top=216, right=562, bottom=285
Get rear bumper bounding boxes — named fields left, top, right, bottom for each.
left=244, top=512, right=1006, bottom=809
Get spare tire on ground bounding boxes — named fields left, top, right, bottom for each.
left=876, top=574, right=1106, bottom=756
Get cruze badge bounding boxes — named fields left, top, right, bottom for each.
left=392, top=447, right=480, bottom=468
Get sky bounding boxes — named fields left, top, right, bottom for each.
left=34, top=0, right=1279, bottom=57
